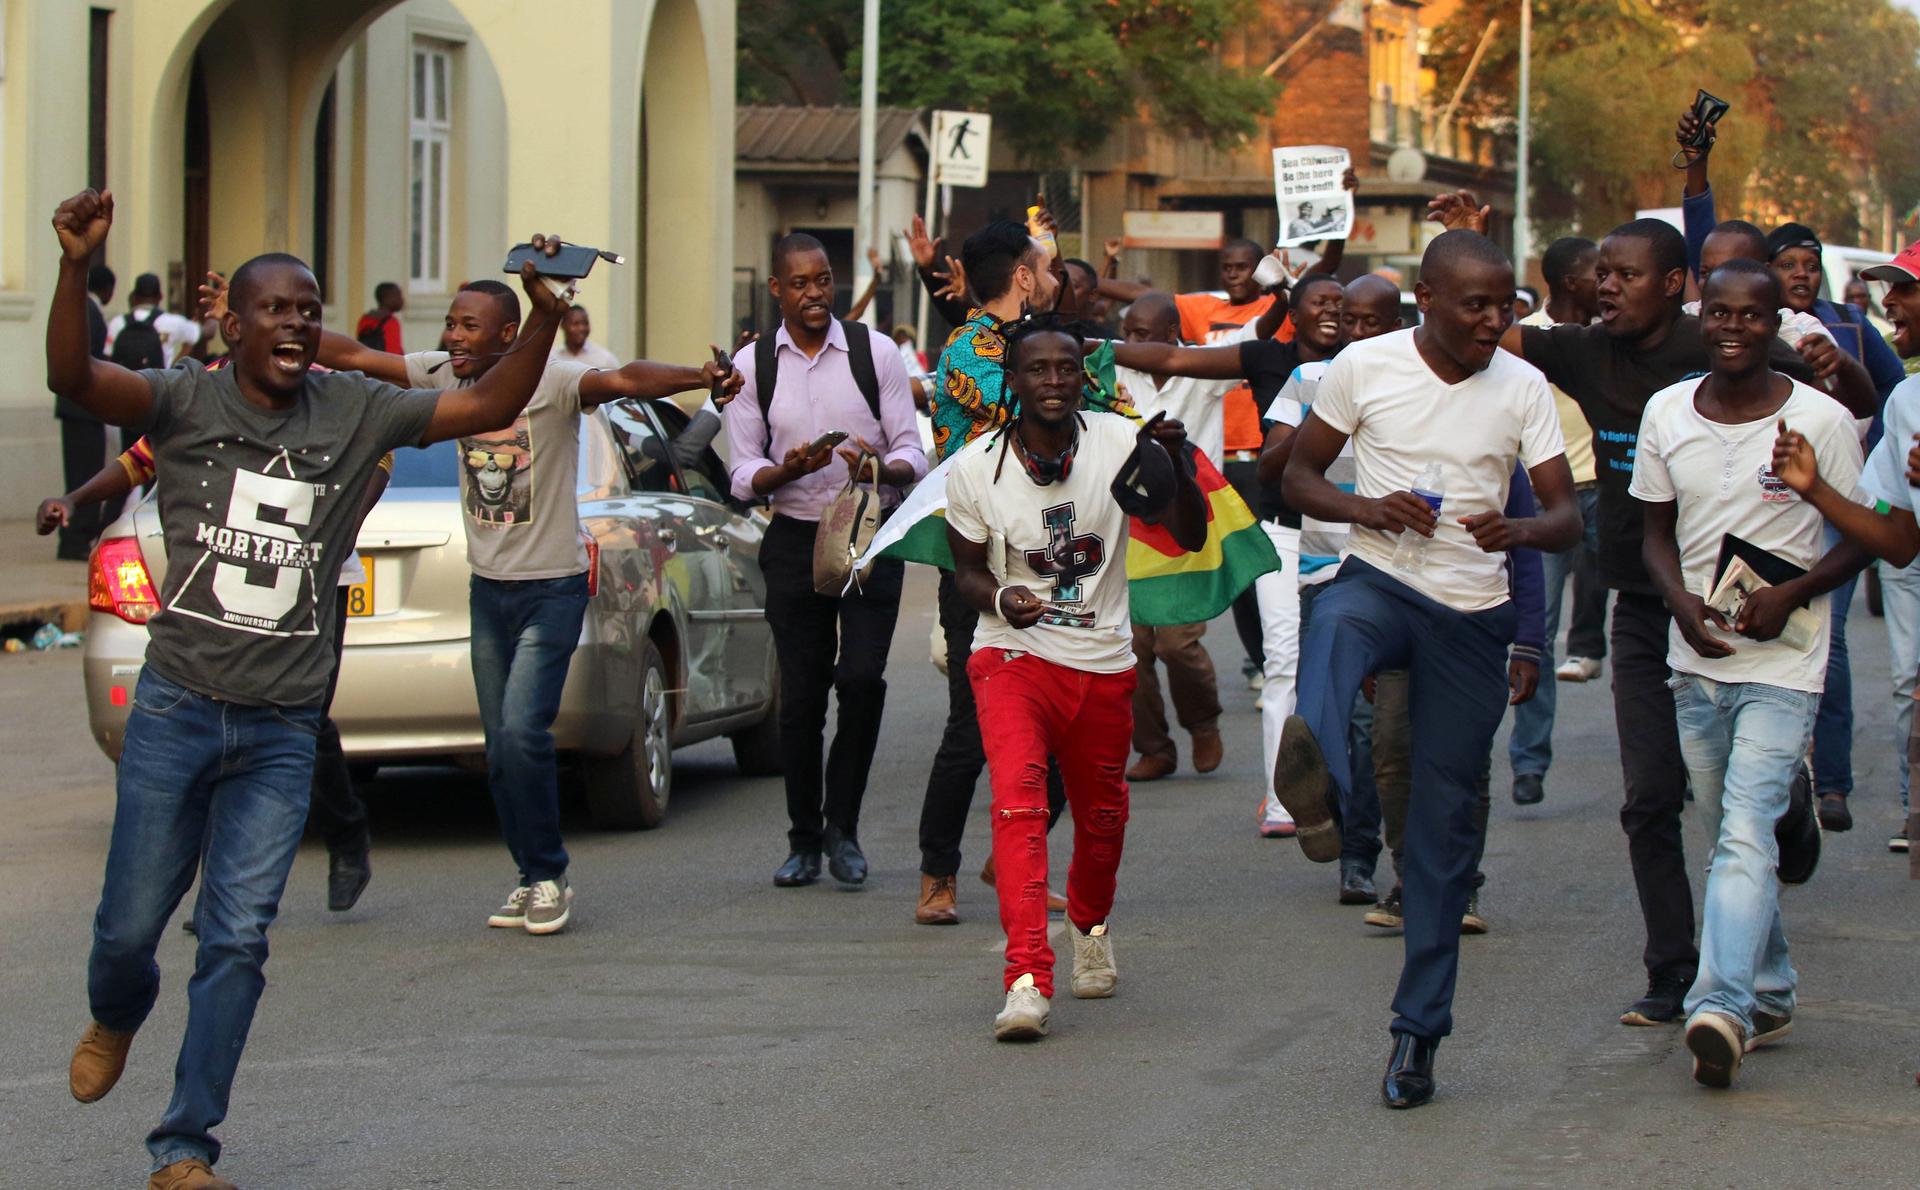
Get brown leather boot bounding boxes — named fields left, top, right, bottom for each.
left=1126, top=753, right=1177, bottom=782
left=149, top=1158, right=238, bottom=1190
left=70, top=1021, right=135, bottom=1103
left=915, top=873, right=960, bottom=924
left=1190, top=728, right=1224, bottom=774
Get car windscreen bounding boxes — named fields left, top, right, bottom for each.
left=388, top=438, right=461, bottom=488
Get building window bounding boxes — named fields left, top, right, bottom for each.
left=408, top=40, right=452, bottom=291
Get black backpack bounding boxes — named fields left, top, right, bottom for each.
left=110, top=308, right=167, bottom=370
left=755, top=318, right=881, bottom=429
left=357, top=313, right=392, bottom=350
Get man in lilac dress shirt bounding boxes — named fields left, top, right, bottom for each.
left=724, top=233, right=927, bottom=888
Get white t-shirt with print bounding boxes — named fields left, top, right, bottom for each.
left=1112, top=365, right=1236, bottom=464
left=1308, top=328, right=1564, bottom=613
left=405, top=353, right=591, bottom=581
left=1629, top=376, right=1866, bottom=692
left=945, top=412, right=1139, bottom=673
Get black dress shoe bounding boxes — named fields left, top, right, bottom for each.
left=774, top=851, right=822, bottom=887
left=1338, top=860, right=1377, bottom=905
left=327, top=847, right=372, bottom=912
left=825, top=829, right=868, bottom=886
left=1511, top=772, right=1544, bottom=805
left=1381, top=1031, right=1437, bottom=1109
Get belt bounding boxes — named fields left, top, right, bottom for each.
left=1575, top=480, right=1599, bottom=492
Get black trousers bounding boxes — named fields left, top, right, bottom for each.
left=760, top=514, right=903, bottom=853
left=57, top=418, right=114, bottom=561
left=1223, top=457, right=1266, bottom=672
left=917, top=571, right=1066, bottom=877
left=310, top=597, right=370, bottom=853
left=1611, top=591, right=1698, bottom=985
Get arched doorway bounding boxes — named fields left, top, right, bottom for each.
left=638, top=0, right=717, bottom=360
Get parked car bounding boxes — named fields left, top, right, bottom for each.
left=82, top=397, right=779, bottom=829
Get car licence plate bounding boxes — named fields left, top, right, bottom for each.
left=346, top=558, right=375, bottom=617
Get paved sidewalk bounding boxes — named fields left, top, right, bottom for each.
left=0, top=518, right=90, bottom=631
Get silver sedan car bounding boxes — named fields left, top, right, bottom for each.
left=82, top=398, right=779, bottom=829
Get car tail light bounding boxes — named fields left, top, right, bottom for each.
left=582, top=532, right=600, bottom=598
left=89, top=537, right=159, bottom=624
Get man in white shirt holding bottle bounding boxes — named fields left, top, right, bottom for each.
left=1276, top=230, right=1581, bottom=1109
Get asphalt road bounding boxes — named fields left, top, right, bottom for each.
left=3, top=569, right=1915, bottom=1188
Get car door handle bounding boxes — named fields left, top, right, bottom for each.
left=655, top=528, right=677, bottom=546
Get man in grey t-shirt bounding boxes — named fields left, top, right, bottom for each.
left=48, top=189, right=569, bottom=1187
left=318, top=283, right=739, bottom=936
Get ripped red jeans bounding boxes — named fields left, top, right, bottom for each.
left=969, top=647, right=1136, bottom=997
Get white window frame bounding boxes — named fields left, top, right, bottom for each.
left=408, top=39, right=453, bottom=293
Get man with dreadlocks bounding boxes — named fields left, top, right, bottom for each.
left=944, top=316, right=1207, bottom=1041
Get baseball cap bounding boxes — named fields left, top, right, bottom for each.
left=1860, top=241, right=1920, bottom=284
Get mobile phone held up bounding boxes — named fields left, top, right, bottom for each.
left=1685, top=89, right=1730, bottom=148
left=502, top=241, right=626, bottom=282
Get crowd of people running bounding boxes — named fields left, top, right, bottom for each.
left=36, top=94, right=1920, bottom=1188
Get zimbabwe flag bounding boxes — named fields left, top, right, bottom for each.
left=861, top=441, right=1278, bottom=627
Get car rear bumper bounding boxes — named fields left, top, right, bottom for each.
left=84, top=623, right=624, bottom=764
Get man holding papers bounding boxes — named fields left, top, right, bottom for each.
left=1633, top=260, right=1871, bottom=1091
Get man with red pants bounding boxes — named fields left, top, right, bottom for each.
left=944, top=318, right=1206, bottom=1040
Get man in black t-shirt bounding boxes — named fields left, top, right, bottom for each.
left=1425, top=199, right=1866, bottom=1028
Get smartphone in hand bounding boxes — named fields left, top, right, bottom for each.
left=807, top=429, right=851, bottom=455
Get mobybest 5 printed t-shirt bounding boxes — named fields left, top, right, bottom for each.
left=1309, top=328, right=1564, bottom=613
left=945, top=412, right=1140, bottom=674
left=1630, top=376, right=1866, bottom=692
left=406, top=353, right=591, bottom=581
left=136, top=360, right=439, bottom=706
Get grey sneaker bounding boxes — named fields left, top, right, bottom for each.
left=993, top=974, right=1050, bottom=1041
left=487, top=885, right=531, bottom=929
left=1069, top=920, right=1118, bottom=999
left=1461, top=891, right=1488, bottom=935
left=1364, top=883, right=1404, bottom=929
left=525, top=877, right=573, bottom=935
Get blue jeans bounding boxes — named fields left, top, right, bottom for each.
left=89, top=666, right=321, bottom=1172
left=1299, top=580, right=1383, bottom=871
left=1671, top=674, right=1818, bottom=1031
left=1811, top=557, right=1856, bottom=796
left=1881, top=559, right=1920, bottom=812
left=470, top=573, right=590, bottom=884
left=1295, top=558, right=1514, bottom=1040
left=1508, top=485, right=1601, bottom=777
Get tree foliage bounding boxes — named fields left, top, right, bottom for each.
left=1427, top=0, right=1920, bottom=243
left=736, top=0, right=1278, bottom=160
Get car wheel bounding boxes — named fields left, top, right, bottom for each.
left=728, top=658, right=782, bottom=777
left=583, top=640, right=673, bottom=829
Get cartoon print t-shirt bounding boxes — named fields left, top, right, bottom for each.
left=136, top=361, right=439, bottom=706
left=404, top=353, right=591, bottom=580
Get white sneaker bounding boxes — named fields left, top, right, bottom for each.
left=1555, top=656, right=1602, bottom=682
left=1247, top=669, right=1266, bottom=692
left=486, top=885, right=531, bottom=928
left=524, top=877, right=574, bottom=935
left=994, top=974, right=1050, bottom=1041
left=1070, top=920, right=1118, bottom=998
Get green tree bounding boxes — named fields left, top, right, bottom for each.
left=736, top=0, right=1277, bottom=160
left=1427, top=0, right=1920, bottom=244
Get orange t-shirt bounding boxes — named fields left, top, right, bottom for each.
left=1174, top=292, right=1294, bottom=453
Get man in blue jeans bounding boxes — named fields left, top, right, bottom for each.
left=1275, top=230, right=1581, bottom=1108
left=51, top=189, right=566, bottom=1189
left=1507, top=236, right=1603, bottom=805
left=1635, top=260, right=1869, bottom=1088
left=318, top=281, right=739, bottom=935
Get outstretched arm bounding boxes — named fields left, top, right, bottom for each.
left=46, top=191, right=156, bottom=426
left=418, top=239, right=572, bottom=443
left=579, top=355, right=740, bottom=409
left=1111, top=341, right=1248, bottom=380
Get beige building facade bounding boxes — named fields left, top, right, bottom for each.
left=0, top=0, right=737, bottom=511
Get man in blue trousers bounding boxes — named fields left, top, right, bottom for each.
left=1273, top=230, right=1582, bottom=1109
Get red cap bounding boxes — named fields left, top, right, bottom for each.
left=1860, top=242, right=1920, bottom=284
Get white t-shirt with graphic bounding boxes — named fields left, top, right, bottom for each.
left=1630, top=375, right=1866, bottom=692
left=405, top=353, right=591, bottom=581
left=1309, top=328, right=1564, bottom=613
left=945, top=412, right=1139, bottom=673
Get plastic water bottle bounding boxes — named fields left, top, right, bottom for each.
left=1391, top=463, right=1445, bottom=574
